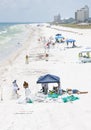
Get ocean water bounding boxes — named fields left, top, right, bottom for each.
left=0, top=23, right=30, bottom=63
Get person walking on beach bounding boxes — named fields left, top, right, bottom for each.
left=12, top=80, right=20, bottom=99
left=25, top=55, right=29, bottom=64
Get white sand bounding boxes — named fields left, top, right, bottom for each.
left=0, top=24, right=91, bottom=130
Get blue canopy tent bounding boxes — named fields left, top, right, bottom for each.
left=37, top=74, right=60, bottom=94
left=37, top=74, right=60, bottom=83
left=66, top=39, right=76, bottom=43
left=55, top=34, right=62, bottom=36
left=66, top=39, right=76, bottom=47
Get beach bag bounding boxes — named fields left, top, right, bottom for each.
left=48, top=93, right=59, bottom=98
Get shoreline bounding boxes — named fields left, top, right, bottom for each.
left=0, top=24, right=45, bottom=85
left=0, top=25, right=37, bottom=81
left=0, top=25, right=35, bottom=66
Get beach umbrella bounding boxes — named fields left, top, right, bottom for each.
left=55, top=34, right=64, bottom=43
left=37, top=74, right=60, bottom=84
left=55, top=34, right=63, bottom=39
left=55, top=34, right=62, bottom=36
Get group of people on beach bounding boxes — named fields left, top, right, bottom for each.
left=10, top=80, right=88, bottom=103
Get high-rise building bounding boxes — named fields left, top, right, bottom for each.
left=75, top=5, right=89, bottom=23
left=53, top=13, right=61, bottom=23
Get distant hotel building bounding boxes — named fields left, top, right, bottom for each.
left=53, top=13, right=61, bottom=23
left=75, top=5, right=89, bottom=23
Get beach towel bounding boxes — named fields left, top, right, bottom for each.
left=48, top=93, right=60, bottom=98
left=18, top=96, right=33, bottom=104
left=62, top=95, right=79, bottom=103
left=26, top=97, right=33, bottom=103
left=27, top=99, right=33, bottom=103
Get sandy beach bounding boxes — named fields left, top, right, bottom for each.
left=0, top=23, right=91, bottom=130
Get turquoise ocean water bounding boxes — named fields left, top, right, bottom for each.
left=0, top=23, right=30, bottom=63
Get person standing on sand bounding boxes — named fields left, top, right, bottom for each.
left=0, top=79, right=5, bottom=101
left=0, top=85, right=3, bottom=101
left=25, top=55, right=29, bottom=64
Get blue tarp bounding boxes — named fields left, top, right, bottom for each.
left=66, top=39, right=76, bottom=43
left=37, top=74, right=60, bottom=83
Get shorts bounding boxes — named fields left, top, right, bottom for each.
left=72, top=89, right=79, bottom=94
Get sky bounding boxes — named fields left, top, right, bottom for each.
left=0, top=0, right=90, bottom=22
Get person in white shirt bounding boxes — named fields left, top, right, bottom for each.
left=12, top=80, right=20, bottom=99
left=23, top=81, right=32, bottom=103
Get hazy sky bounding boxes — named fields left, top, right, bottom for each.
left=0, top=0, right=90, bottom=22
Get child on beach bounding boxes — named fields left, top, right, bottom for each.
left=23, top=81, right=32, bottom=103
left=12, top=80, right=20, bottom=99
